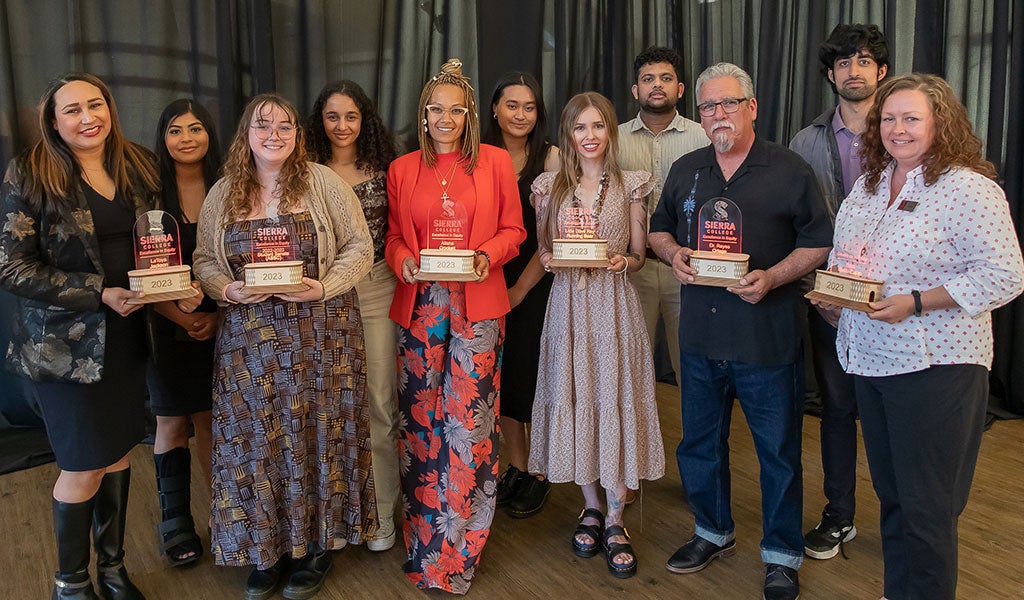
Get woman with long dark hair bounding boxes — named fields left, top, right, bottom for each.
left=481, top=72, right=559, bottom=518
left=148, top=98, right=222, bottom=566
left=306, top=80, right=401, bottom=551
left=0, top=72, right=200, bottom=599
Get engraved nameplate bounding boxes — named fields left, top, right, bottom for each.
left=548, top=238, right=610, bottom=268
left=416, top=249, right=478, bottom=281
left=688, top=250, right=750, bottom=287
left=805, top=269, right=884, bottom=313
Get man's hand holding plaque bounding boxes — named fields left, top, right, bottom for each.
left=127, top=210, right=202, bottom=304
left=688, top=197, right=749, bottom=287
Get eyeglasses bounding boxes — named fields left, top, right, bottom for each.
left=425, top=104, right=470, bottom=118
left=696, top=97, right=748, bottom=117
left=249, top=123, right=296, bottom=140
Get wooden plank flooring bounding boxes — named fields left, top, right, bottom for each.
left=2, top=382, right=1022, bottom=599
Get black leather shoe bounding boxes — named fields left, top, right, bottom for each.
left=495, top=465, right=525, bottom=507
left=245, top=561, right=285, bottom=600
left=665, top=535, right=736, bottom=573
left=763, top=563, right=800, bottom=600
left=506, top=475, right=550, bottom=518
left=282, top=550, right=332, bottom=600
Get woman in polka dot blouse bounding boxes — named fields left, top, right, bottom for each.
left=813, top=73, right=1023, bottom=600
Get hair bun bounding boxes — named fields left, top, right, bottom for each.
left=439, top=58, right=463, bottom=77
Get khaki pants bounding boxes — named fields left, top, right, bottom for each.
left=629, top=258, right=681, bottom=381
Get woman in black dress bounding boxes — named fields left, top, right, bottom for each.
left=147, top=99, right=223, bottom=566
left=0, top=73, right=201, bottom=599
left=481, top=72, right=560, bottom=517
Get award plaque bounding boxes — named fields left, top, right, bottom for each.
left=415, top=188, right=477, bottom=281
left=547, top=199, right=609, bottom=268
left=688, top=197, right=749, bottom=287
left=242, top=223, right=308, bottom=293
left=805, top=269, right=884, bottom=312
left=127, top=210, right=200, bottom=304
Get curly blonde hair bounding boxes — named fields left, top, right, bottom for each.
left=416, top=58, right=480, bottom=173
left=861, top=73, right=997, bottom=194
left=221, top=93, right=310, bottom=222
left=539, top=92, right=623, bottom=250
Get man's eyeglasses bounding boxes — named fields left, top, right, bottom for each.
left=250, top=123, right=297, bottom=140
left=425, top=104, right=470, bottom=118
left=696, top=97, right=748, bottom=117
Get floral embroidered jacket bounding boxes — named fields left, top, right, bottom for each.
left=0, top=154, right=158, bottom=383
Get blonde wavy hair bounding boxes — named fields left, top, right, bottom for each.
left=221, top=93, right=310, bottom=222
left=861, top=73, right=997, bottom=194
left=539, top=92, right=623, bottom=250
left=416, top=58, right=480, bottom=173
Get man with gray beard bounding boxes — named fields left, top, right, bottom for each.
left=649, top=62, right=832, bottom=600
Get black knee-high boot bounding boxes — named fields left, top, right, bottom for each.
left=52, top=497, right=100, bottom=600
left=154, top=447, right=201, bottom=565
left=92, top=469, right=144, bottom=600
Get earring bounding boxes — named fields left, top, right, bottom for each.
left=493, top=113, right=497, bottom=119
left=422, top=118, right=428, bottom=132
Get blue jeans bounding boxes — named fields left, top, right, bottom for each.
left=676, top=352, right=804, bottom=569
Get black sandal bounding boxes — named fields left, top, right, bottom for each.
left=602, top=525, right=637, bottom=579
left=155, top=447, right=202, bottom=566
left=572, top=508, right=605, bottom=558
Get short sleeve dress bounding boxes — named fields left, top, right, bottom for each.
left=527, top=170, right=665, bottom=489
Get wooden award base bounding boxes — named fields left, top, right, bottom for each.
left=549, top=238, right=609, bottom=268
left=805, top=270, right=884, bottom=313
left=689, top=251, right=749, bottom=287
left=127, top=265, right=200, bottom=304
left=243, top=260, right=308, bottom=293
left=415, top=249, right=477, bottom=282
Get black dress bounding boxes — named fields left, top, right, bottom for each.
left=499, top=167, right=553, bottom=423
left=35, top=184, right=148, bottom=471
left=147, top=215, right=217, bottom=416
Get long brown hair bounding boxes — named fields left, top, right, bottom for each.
left=20, top=72, right=159, bottom=216
left=416, top=58, right=480, bottom=173
left=861, top=73, right=997, bottom=194
left=221, top=93, right=310, bottom=222
left=539, top=92, right=623, bottom=250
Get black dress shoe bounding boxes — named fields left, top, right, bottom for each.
left=665, top=535, right=736, bottom=573
left=245, top=561, right=286, bottom=600
left=282, top=550, right=332, bottom=600
left=495, top=465, right=525, bottom=507
left=763, top=563, right=800, bottom=600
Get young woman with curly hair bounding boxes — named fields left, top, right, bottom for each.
left=193, top=93, right=376, bottom=600
left=306, top=80, right=401, bottom=552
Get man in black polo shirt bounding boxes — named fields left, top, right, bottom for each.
left=649, top=62, right=832, bottom=600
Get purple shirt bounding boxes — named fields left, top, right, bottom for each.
left=832, top=108, right=863, bottom=196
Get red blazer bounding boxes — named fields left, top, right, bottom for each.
left=385, top=144, right=526, bottom=328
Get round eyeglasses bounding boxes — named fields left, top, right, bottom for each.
left=249, top=123, right=297, bottom=140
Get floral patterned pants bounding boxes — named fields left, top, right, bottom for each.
left=396, top=282, right=503, bottom=594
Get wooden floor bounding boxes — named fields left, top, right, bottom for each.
left=3, top=383, right=1023, bottom=599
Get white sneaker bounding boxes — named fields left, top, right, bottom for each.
left=366, top=517, right=396, bottom=552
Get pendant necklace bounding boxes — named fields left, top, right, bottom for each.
left=433, top=158, right=461, bottom=202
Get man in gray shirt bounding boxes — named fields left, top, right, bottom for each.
left=618, top=46, right=709, bottom=387
left=789, top=23, right=890, bottom=561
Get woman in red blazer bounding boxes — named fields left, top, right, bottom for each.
left=385, top=58, right=525, bottom=594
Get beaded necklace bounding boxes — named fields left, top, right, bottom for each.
left=569, top=170, right=608, bottom=237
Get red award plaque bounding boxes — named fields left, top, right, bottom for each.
left=416, top=190, right=477, bottom=281
left=242, top=223, right=307, bottom=292
left=688, top=197, right=749, bottom=287
left=127, top=210, right=200, bottom=304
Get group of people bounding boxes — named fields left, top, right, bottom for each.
left=0, top=22, right=1020, bottom=600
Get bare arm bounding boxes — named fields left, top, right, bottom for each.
left=728, top=246, right=831, bottom=304
left=649, top=231, right=697, bottom=284
left=508, top=251, right=546, bottom=309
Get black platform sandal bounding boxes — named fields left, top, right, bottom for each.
left=572, top=508, right=605, bottom=558
left=154, top=447, right=202, bottom=566
left=602, top=525, right=637, bottom=579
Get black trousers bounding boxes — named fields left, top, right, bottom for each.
left=808, top=306, right=858, bottom=522
left=854, top=364, right=988, bottom=600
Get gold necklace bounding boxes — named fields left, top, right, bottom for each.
left=432, top=158, right=460, bottom=201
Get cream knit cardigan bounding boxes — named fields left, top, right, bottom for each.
left=193, top=162, right=372, bottom=304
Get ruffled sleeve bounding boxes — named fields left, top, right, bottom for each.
left=623, top=170, right=654, bottom=207
left=529, top=171, right=557, bottom=217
